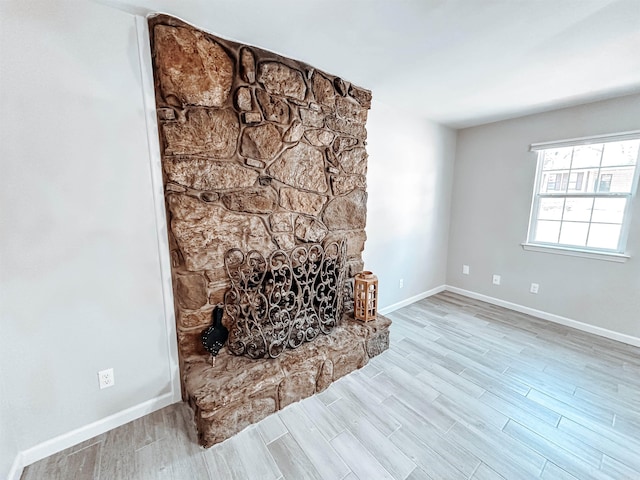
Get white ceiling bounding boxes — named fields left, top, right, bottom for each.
left=103, top=0, right=640, bottom=128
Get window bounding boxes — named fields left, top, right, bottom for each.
left=526, top=132, right=640, bottom=257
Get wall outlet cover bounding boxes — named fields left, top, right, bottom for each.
left=492, top=274, right=501, bottom=285
left=98, top=368, right=115, bottom=389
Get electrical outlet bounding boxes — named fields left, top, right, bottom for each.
left=98, top=368, right=115, bottom=389
left=399, top=278, right=404, bottom=289
left=462, top=265, right=470, bottom=275
left=492, top=274, right=501, bottom=285
left=530, top=283, right=539, bottom=294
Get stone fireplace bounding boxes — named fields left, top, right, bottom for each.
left=148, top=14, right=390, bottom=446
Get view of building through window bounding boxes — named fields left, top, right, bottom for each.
left=528, top=138, right=640, bottom=252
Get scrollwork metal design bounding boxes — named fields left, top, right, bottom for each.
left=224, top=241, right=346, bottom=359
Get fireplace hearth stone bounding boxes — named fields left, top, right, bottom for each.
left=183, top=312, right=390, bottom=447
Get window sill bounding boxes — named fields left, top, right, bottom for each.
left=521, top=243, right=630, bottom=263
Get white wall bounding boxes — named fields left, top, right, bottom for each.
left=447, top=94, right=640, bottom=339
left=0, top=365, right=19, bottom=479
left=365, top=100, right=456, bottom=310
left=0, top=1, right=178, bottom=477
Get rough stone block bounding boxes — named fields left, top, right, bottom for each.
left=240, top=123, right=283, bottom=161
left=268, top=143, right=328, bottom=193
left=242, top=111, right=262, bottom=124
left=221, top=187, right=277, bottom=214
left=178, top=307, right=214, bottom=329
left=347, top=259, right=365, bottom=277
left=166, top=182, right=186, bottom=193
left=207, top=282, right=228, bottom=305
left=273, top=233, right=296, bottom=250
left=300, top=107, right=325, bottom=128
left=331, top=174, right=366, bottom=195
left=258, top=62, right=306, bottom=101
left=163, top=108, right=239, bottom=158
left=235, top=87, right=253, bottom=111
left=240, top=48, right=256, bottom=83
left=200, top=192, right=219, bottom=202
left=322, top=189, right=367, bottom=230
left=305, top=129, right=335, bottom=147
left=336, top=96, right=368, bottom=124
left=279, top=187, right=327, bottom=216
left=245, top=158, right=265, bottom=169
left=158, top=108, right=176, bottom=120
left=316, top=360, right=334, bottom=392
left=269, top=212, right=293, bottom=232
left=278, top=362, right=320, bottom=408
left=333, top=77, right=349, bottom=96
left=312, top=72, right=336, bottom=107
left=168, top=195, right=274, bottom=271
left=366, top=330, right=390, bottom=358
left=256, top=89, right=290, bottom=124
left=283, top=120, right=305, bottom=143
left=326, top=115, right=367, bottom=140
left=164, top=157, right=259, bottom=191
left=294, top=216, right=328, bottom=243
left=338, top=147, right=368, bottom=175
left=333, top=136, right=358, bottom=153
left=175, top=273, right=208, bottom=309
left=197, top=391, right=278, bottom=447
left=349, top=84, right=373, bottom=108
left=153, top=25, right=233, bottom=107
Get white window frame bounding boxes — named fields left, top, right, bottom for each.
left=523, top=131, right=640, bottom=262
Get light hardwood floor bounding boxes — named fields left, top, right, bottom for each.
left=22, top=292, right=640, bottom=479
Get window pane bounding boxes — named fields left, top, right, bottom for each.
left=534, top=220, right=560, bottom=243
left=587, top=223, right=621, bottom=250
left=537, top=198, right=564, bottom=220
left=542, top=147, right=572, bottom=171
left=597, top=173, right=612, bottom=192
left=601, top=140, right=639, bottom=167
left=567, top=171, right=584, bottom=191
left=592, top=197, right=626, bottom=223
left=579, top=169, right=598, bottom=194
left=599, top=166, right=636, bottom=193
left=559, top=222, right=588, bottom=246
left=571, top=144, right=603, bottom=168
left=563, top=197, right=593, bottom=222
left=540, top=172, right=564, bottom=192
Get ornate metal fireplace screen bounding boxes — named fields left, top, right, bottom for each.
left=223, top=241, right=347, bottom=359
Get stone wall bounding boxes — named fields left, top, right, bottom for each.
left=148, top=15, right=372, bottom=382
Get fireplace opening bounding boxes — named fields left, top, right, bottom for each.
left=224, top=241, right=346, bottom=359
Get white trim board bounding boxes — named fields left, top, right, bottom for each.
left=8, top=452, right=24, bottom=480
left=10, top=392, right=176, bottom=480
left=378, top=285, right=446, bottom=315
left=445, top=285, right=640, bottom=348
left=134, top=15, right=182, bottom=407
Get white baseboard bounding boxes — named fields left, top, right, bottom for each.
left=10, top=392, right=177, bottom=479
left=379, top=285, right=447, bottom=315
left=445, top=285, right=640, bottom=348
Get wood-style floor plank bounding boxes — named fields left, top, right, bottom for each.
left=21, top=291, right=640, bottom=480
left=266, top=433, right=323, bottom=480
left=470, top=462, right=507, bottom=480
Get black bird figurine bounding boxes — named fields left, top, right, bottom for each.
left=201, top=305, right=229, bottom=366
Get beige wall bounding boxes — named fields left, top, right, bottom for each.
left=0, top=2, right=178, bottom=477
left=447, top=94, right=640, bottom=338
left=365, top=100, right=456, bottom=309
